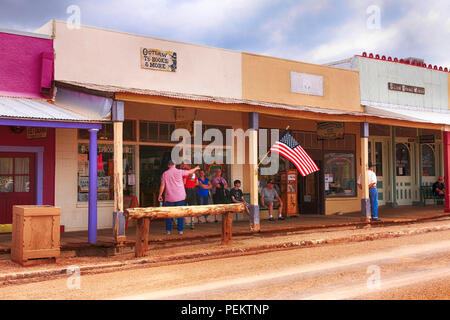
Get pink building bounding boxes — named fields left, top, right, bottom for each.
left=0, top=29, right=108, bottom=243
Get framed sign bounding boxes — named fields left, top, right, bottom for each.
left=27, top=127, right=47, bottom=139
left=317, top=122, right=344, bottom=140
left=419, top=135, right=435, bottom=144
left=388, top=82, right=425, bottom=95
left=140, top=48, right=177, bottom=72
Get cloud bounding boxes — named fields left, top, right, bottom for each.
left=0, top=0, right=448, bottom=67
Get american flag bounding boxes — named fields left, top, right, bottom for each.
left=270, top=130, right=319, bottom=176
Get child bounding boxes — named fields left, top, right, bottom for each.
left=230, top=180, right=252, bottom=230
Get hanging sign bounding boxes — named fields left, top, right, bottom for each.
left=140, top=48, right=177, bottom=72
left=419, top=135, right=435, bottom=144
left=388, top=82, right=425, bottom=95
left=317, top=122, right=344, bottom=140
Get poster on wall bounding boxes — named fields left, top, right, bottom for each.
left=140, top=48, right=177, bottom=72
left=317, top=122, right=344, bottom=140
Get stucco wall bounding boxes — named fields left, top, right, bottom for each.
left=42, top=21, right=242, bottom=99
left=55, top=128, right=113, bottom=231
left=242, top=53, right=362, bottom=112
left=0, top=31, right=53, bottom=98
left=356, top=56, right=449, bottom=111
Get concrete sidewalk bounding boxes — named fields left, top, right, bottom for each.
left=1, top=214, right=450, bottom=286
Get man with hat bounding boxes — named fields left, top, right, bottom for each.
left=432, top=176, right=445, bottom=198
left=357, top=162, right=380, bottom=221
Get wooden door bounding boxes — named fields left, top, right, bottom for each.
left=0, top=153, right=36, bottom=224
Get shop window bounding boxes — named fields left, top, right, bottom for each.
left=422, top=144, right=435, bottom=177
left=324, top=153, right=356, bottom=197
left=0, top=157, right=31, bottom=193
left=79, top=121, right=135, bottom=141
left=140, top=121, right=175, bottom=142
left=77, top=143, right=136, bottom=202
left=396, top=143, right=411, bottom=176
left=123, top=120, right=136, bottom=141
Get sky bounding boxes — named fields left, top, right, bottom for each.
left=1, top=0, right=449, bottom=67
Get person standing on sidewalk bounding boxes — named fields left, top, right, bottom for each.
left=357, top=162, right=381, bottom=221
left=212, top=169, right=228, bottom=222
left=158, top=160, right=200, bottom=235
left=182, top=163, right=198, bottom=229
left=197, top=169, right=211, bottom=223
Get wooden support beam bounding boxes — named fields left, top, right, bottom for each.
left=126, top=203, right=245, bottom=220
left=113, top=121, right=124, bottom=242
left=115, top=92, right=445, bottom=130
left=221, top=212, right=233, bottom=245
left=135, top=218, right=150, bottom=257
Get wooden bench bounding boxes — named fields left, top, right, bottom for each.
left=420, top=185, right=444, bottom=205
left=126, top=203, right=245, bottom=257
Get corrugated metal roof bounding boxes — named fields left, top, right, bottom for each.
left=56, top=80, right=450, bottom=127
left=55, top=80, right=364, bottom=116
left=362, top=101, right=450, bottom=126
left=0, top=96, right=108, bottom=122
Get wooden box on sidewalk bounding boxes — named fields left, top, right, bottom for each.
left=11, top=205, right=60, bottom=266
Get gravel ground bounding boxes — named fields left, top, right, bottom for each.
left=1, top=218, right=450, bottom=285
left=1, top=228, right=450, bottom=299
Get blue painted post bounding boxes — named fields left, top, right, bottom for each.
left=88, top=128, right=99, bottom=244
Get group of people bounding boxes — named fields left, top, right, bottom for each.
left=157, top=160, right=286, bottom=235
left=158, top=160, right=251, bottom=235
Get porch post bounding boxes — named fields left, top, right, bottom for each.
left=360, top=122, right=370, bottom=221
left=443, top=131, right=450, bottom=212
left=88, top=128, right=99, bottom=244
left=248, top=112, right=260, bottom=232
left=391, top=126, right=398, bottom=207
left=112, top=101, right=125, bottom=242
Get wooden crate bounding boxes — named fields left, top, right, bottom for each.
left=11, top=205, right=60, bottom=266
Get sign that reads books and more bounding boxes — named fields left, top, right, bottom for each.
left=140, top=48, right=177, bottom=72
left=317, top=122, right=344, bottom=140
left=388, top=82, right=425, bottom=95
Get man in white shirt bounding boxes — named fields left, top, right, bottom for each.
left=357, top=162, right=380, bottom=221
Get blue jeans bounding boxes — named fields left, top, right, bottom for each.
left=198, top=195, right=209, bottom=220
left=198, top=195, right=209, bottom=205
left=369, top=188, right=378, bottom=219
left=165, top=200, right=185, bottom=232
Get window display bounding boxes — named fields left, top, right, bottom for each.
left=77, top=143, right=135, bottom=202
left=324, top=153, right=356, bottom=197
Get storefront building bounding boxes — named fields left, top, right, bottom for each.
left=30, top=20, right=450, bottom=235
left=328, top=54, right=450, bottom=208
left=0, top=29, right=108, bottom=242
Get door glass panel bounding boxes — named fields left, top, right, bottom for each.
left=15, top=176, right=30, bottom=192
left=14, top=158, right=29, bottom=174
left=375, top=142, right=383, bottom=176
left=0, top=176, right=13, bottom=193
left=396, top=143, right=411, bottom=176
left=0, top=158, right=13, bottom=174
left=422, top=144, right=435, bottom=177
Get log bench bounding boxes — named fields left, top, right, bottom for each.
left=125, top=203, right=245, bottom=257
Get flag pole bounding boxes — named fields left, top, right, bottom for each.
left=256, top=125, right=290, bottom=168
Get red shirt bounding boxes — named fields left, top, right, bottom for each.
left=184, top=172, right=197, bottom=189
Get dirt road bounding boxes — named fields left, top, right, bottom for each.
left=1, top=228, right=450, bottom=300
